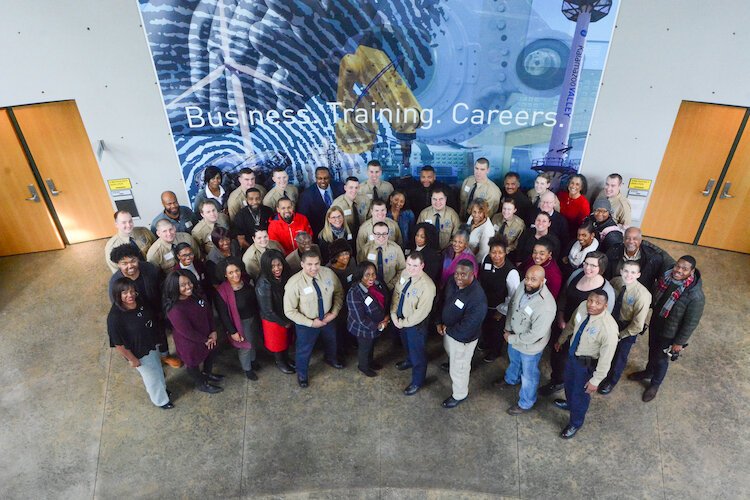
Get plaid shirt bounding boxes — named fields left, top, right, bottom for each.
left=346, top=283, right=386, bottom=339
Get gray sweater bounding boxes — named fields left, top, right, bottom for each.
left=505, top=285, right=557, bottom=355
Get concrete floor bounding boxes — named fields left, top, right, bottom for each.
left=0, top=238, right=748, bottom=499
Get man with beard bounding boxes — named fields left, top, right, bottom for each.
left=150, top=191, right=199, bottom=234
left=500, top=265, right=557, bottom=416
left=297, top=167, right=344, bottom=238
left=233, top=188, right=274, bottom=250
left=407, top=165, right=458, bottom=216
left=227, top=168, right=267, bottom=221
left=268, top=198, right=314, bottom=256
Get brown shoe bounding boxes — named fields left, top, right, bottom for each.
left=507, top=404, right=530, bottom=416
left=161, top=355, right=183, bottom=368
left=642, top=385, right=659, bottom=402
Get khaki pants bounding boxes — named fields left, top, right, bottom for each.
left=444, top=335, right=478, bottom=400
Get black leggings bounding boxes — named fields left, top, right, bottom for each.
left=357, top=336, right=377, bottom=370
left=185, top=351, right=216, bottom=386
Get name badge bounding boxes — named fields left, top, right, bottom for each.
left=464, top=185, right=472, bottom=193
left=400, top=276, right=405, bottom=284
left=405, top=249, right=411, bottom=256
left=425, top=219, right=433, bottom=224
left=303, top=287, right=314, bottom=295
left=364, top=296, right=373, bottom=306
left=164, top=251, right=174, bottom=260
left=575, top=312, right=582, bottom=323
left=185, top=221, right=193, bottom=228
left=344, top=209, right=352, bottom=216
left=367, top=193, right=373, bottom=199
left=368, top=234, right=374, bottom=241
left=484, top=263, right=492, bottom=271
left=524, top=306, right=533, bottom=315
left=347, top=233, right=353, bottom=240
left=367, top=253, right=377, bottom=261
left=346, top=274, right=353, bottom=282
left=205, top=235, right=212, bottom=242
left=454, top=299, right=464, bottom=309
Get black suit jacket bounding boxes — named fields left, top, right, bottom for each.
left=297, top=182, right=345, bottom=238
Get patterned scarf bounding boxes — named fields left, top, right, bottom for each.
left=654, top=269, right=695, bottom=318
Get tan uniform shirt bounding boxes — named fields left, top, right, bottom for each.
left=227, top=185, right=267, bottom=221
left=505, top=285, right=557, bottom=355
left=603, top=191, right=632, bottom=227
left=359, top=180, right=394, bottom=216
left=390, top=271, right=436, bottom=328
left=331, top=194, right=368, bottom=229
left=285, top=244, right=321, bottom=274
left=527, top=189, right=561, bottom=212
left=460, top=177, right=502, bottom=218
left=361, top=240, right=406, bottom=290
left=146, top=232, right=201, bottom=272
left=104, top=228, right=156, bottom=273
left=263, top=185, right=299, bottom=209
left=241, top=240, right=284, bottom=279
left=417, top=206, right=460, bottom=249
left=283, top=266, right=344, bottom=327
left=559, top=302, right=620, bottom=386
left=610, top=277, right=652, bottom=339
left=490, top=214, right=526, bottom=252
left=356, top=218, right=402, bottom=261
left=191, top=213, right=230, bottom=254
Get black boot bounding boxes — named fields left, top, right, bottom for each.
left=274, top=352, right=295, bottom=374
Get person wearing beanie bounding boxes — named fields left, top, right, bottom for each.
left=585, top=198, right=623, bottom=253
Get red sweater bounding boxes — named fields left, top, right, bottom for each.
left=522, top=257, right=563, bottom=300
left=558, top=192, right=590, bottom=237
left=268, top=213, right=313, bottom=255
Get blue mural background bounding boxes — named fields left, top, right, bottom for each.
left=138, top=0, right=619, bottom=201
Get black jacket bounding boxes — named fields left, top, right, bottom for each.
left=650, top=269, right=705, bottom=345
left=255, top=274, right=289, bottom=326
left=605, top=240, right=676, bottom=288
left=441, top=279, right=488, bottom=343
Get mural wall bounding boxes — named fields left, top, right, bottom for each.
left=138, top=0, right=619, bottom=201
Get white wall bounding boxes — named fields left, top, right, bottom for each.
left=581, top=0, right=750, bottom=222
left=0, top=1, right=184, bottom=222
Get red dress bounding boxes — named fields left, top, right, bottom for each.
left=558, top=192, right=590, bottom=238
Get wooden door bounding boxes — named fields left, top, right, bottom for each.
left=641, top=102, right=747, bottom=243
left=698, top=121, right=750, bottom=253
left=0, top=110, right=65, bottom=256
left=12, top=101, right=113, bottom=244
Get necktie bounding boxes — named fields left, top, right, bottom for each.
left=568, top=315, right=590, bottom=358
left=376, top=247, right=385, bottom=284
left=372, top=185, right=380, bottom=201
left=129, top=237, right=144, bottom=260
left=283, top=190, right=288, bottom=199
left=500, top=221, right=508, bottom=235
left=434, top=213, right=441, bottom=231
left=352, top=201, right=361, bottom=227
left=467, top=183, right=478, bottom=211
left=396, top=277, right=412, bottom=319
left=312, top=278, right=325, bottom=320
left=323, top=190, right=332, bottom=207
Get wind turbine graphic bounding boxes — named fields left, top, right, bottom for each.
left=165, top=0, right=302, bottom=158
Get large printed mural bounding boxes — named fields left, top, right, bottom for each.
left=138, top=0, right=619, bottom=202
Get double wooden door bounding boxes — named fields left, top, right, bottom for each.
left=0, top=101, right=113, bottom=257
left=642, top=101, right=750, bottom=254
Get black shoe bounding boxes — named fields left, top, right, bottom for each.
left=598, top=380, right=615, bottom=395
left=287, top=358, right=296, bottom=369
left=628, top=371, right=652, bottom=382
left=441, top=396, right=466, bottom=409
left=275, top=361, right=295, bottom=374
left=538, top=382, right=564, bottom=396
left=439, top=362, right=450, bottom=372
left=507, top=404, right=530, bottom=415
left=245, top=370, right=258, bottom=381
left=482, top=354, right=497, bottom=363
left=359, top=367, right=377, bottom=377
left=560, top=424, right=580, bottom=439
left=203, top=372, right=225, bottom=382
left=160, top=402, right=175, bottom=410
left=476, top=344, right=487, bottom=352
left=297, top=378, right=309, bottom=388
left=325, top=360, right=344, bottom=370
left=371, top=362, right=384, bottom=371
left=553, top=399, right=570, bottom=411
left=197, top=383, right=223, bottom=394
left=396, top=360, right=413, bottom=371
left=403, top=384, right=421, bottom=396
left=642, top=384, right=659, bottom=402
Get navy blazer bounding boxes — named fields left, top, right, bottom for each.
left=297, top=182, right=344, bottom=238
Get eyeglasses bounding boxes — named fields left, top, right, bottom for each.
left=178, top=252, right=194, bottom=259
left=373, top=232, right=389, bottom=237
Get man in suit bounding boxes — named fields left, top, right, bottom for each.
left=297, top=167, right=344, bottom=239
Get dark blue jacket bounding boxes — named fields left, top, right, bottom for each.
left=297, top=182, right=345, bottom=238
left=346, top=282, right=387, bottom=339
left=441, top=278, right=488, bottom=343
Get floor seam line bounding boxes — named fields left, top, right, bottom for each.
left=656, top=400, right=667, bottom=500
left=92, top=348, right=113, bottom=500
left=516, top=418, right=522, bottom=499
left=239, top=378, right=250, bottom=498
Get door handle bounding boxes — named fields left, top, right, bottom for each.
left=45, top=178, right=61, bottom=196
left=700, top=179, right=716, bottom=196
left=25, top=184, right=40, bottom=202
left=719, top=181, right=734, bottom=199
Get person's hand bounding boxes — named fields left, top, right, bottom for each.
left=311, top=318, right=326, bottom=328
left=562, top=257, right=569, bottom=265
left=554, top=342, right=561, bottom=352
left=129, top=359, right=141, bottom=368
left=493, top=311, right=504, bottom=322
left=206, top=331, right=218, bottom=349
left=585, top=382, right=598, bottom=394
left=503, top=330, right=511, bottom=342
left=392, top=318, right=403, bottom=329
left=377, top=318, right=389, bottom=331
left=322, top=312, right=337, bottom=324
left=436, top=324, right=446, bottom=336
left=231, top=332, right=244, bottom=343
left=671, top=344, right=684, bottom=353
left=284, top=322, right=294, bottom=329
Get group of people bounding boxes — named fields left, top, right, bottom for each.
left=105, top=158, right=705, bottom=439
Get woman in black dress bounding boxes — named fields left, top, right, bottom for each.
left=255, top=249, right=295, bottom=373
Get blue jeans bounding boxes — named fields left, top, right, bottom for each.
left=135, top=349, right=169, bottom=407
left=505, top=345, right=543, bottom=410
left=295, top=322, right=338, bottom=380
left=564, top=356, right=595, bottom=428
left=399, top=324, right=427, bottom=387
left=607, top=335, right=637, bottom=384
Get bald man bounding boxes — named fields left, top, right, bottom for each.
left=151, top=191, right=199, bottom=234
left=604, top=227, right=675, bottom=287
left=500, top=265, right=557, bottom=416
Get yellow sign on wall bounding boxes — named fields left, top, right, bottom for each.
left=628, top=178, right=652, bottom=191
left=108, top=178, right=132, bottom=190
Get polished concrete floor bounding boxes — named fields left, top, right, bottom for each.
left=0, top=238, right=748, bottom=499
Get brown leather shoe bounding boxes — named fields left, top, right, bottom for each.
left=507, top=404, right=530, bottom=416
left=161, top=355, right=183, bottom=368
left=642, top=385, right=659, bottom=402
